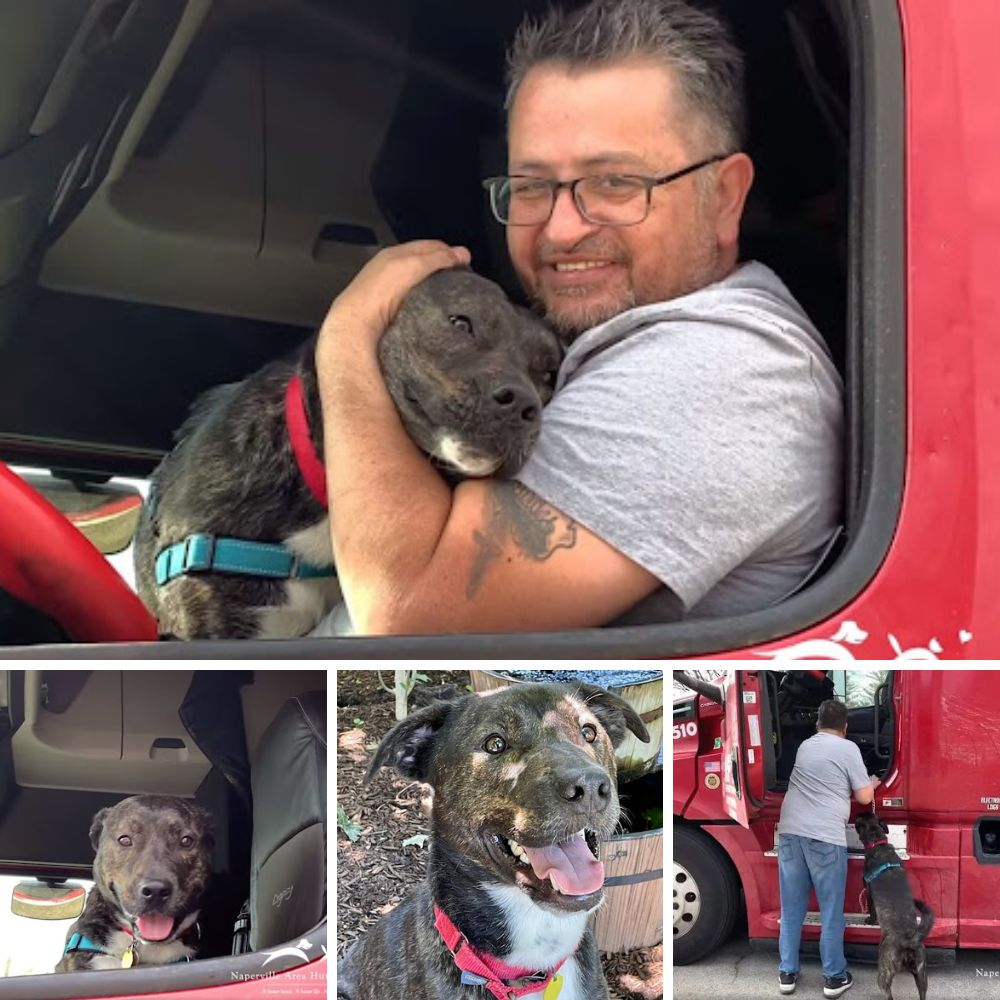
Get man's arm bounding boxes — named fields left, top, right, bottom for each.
left=316, top=242, right=662, bottom=635
left=853, top=775, right=880, bottom=805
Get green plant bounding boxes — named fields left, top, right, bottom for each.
left=378, top=669, right=430, bottom=719
left=337, top=804, right=361, bottom=843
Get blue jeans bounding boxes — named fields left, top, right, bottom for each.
left=778, top=833, right=848, bottom=978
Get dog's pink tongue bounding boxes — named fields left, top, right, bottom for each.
left=522, top=837, right=604, bottom=896
left=137, top=915, right=174, bottom=941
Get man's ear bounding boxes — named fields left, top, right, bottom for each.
left=574, top=683, right=649, bottom=748
left=363, top=698, right=460, bottom=785
left=713, top=151, right=754, bottom=254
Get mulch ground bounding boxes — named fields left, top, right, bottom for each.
left=335, top=668, right=663, bottom=1000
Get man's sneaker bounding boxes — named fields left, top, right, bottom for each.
left=823, top=970, right=854, bottom=998
left=778, top=970, right=798, bottom=994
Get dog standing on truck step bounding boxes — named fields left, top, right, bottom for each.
left=855, top=811, right=935, bottom=1000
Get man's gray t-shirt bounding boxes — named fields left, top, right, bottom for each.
left=777, top=732, right=870, bottom=846
left=516, top=260, right=843, bottom=623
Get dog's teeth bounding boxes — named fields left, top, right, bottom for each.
left=507, top=839, right=532, bottom=864
left=549, top=875, right=561, bottom=893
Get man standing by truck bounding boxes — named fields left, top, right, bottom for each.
left=776, top=699, right=880, bottom=998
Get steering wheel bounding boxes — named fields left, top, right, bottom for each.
left=0, top=461, right=158, bottom=643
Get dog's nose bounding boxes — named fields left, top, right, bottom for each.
left=139, top=879, right=173, bottom=903
left=558, top=767, right=611, bottom=813
left=490, top=381, right=540, bottom=425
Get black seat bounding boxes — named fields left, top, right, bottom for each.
left=248, top=690, right=326, bottom=950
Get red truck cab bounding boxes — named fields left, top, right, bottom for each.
left=673, top=669, right=1000, bottom=964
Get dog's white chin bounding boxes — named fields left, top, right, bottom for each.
left=433, top=434, right=502, bottom=477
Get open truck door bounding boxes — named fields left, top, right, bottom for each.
left=721, top=670, right=776, bottom=828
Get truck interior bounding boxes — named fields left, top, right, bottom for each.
left=765, top=670, right=894, bottom=790
left=0, top=669, right=326, bottom=993
left=0, top=0, right=904, bottom=656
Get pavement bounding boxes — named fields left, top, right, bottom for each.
left=672, top=936, right=1000, bottom=1000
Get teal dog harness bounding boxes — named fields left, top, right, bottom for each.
left=64, top=928, right=192, bottom=967
left=154, top=373, right=335, bottom=587
left=155, top=533, right=335, bottom=586
left=863, top=861, right=903, bottom=884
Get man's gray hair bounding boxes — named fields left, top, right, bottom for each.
left=505, top=0, right=746, bottom=155
left=817, top=699, right=849, bottom=732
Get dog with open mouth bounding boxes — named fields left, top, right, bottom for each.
left=55, top=795, right=214, bottom=972
left=336, top=681, right=650, bottom=1000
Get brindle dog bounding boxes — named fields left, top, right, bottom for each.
left=855, top=811, right=935, bottom=1000
left=134, top=267, right=561, bottom=639
left=337, top=682, right=650, bottom=1000
left=56, top=795, right=214, bottom=972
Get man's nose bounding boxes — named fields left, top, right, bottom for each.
left=543, top=186, right=602, bottom=244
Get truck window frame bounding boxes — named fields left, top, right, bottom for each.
left=2, top=0, right=905, bottom=660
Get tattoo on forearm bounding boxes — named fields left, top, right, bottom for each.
left=468, top=482, right=578, bottom=598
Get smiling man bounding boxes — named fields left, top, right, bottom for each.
left=315, top=0, right=843, bottom=635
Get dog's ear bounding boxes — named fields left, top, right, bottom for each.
left=574, top=683, right=650, bottom=747
left=364, top=699, right=458, bottom=785
left=880, top=820, right=889, bottom=836
left=190, top=803, right=216, bottom=850
left=89, top=808, right=111, bottom=852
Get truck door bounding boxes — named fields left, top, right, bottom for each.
left=721, top=670, right=776, bottom=828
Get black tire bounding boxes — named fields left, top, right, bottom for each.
left=673, top=823, right=741, bottom=964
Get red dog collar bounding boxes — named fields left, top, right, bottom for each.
left=867, top=839, right=890, bottom=848
left=433, top=904, right=570, bottom=1000
left=285, top=373, right=328, bottom=508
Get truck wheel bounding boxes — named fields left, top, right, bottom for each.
left=673, top=824, right=741, bottom=964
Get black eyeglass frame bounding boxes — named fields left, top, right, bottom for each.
left=482, top=153, right=732, bottom=227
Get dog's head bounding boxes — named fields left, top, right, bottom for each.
left=365, top=682, right=649, bottom=914
left=377, top=268, right=562, bottom=478
left=90, top=795, right=214, bottom=944
left=855, top=810, right=890, bottom=846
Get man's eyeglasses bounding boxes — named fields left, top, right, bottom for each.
left=482, top=154, right=730, bottom=227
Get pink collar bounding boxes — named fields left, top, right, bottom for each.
left=433, top=903, right=571, bottom=1000
left=867, top=839, right=890, bottom=848
left=284, top=372, right=328, bottom=508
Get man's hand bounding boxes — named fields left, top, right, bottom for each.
left=869, top=775, right=882, bottom=789
left=314, top=238, right=660, bottom=635
left=316, top=240, right=471, bottom=359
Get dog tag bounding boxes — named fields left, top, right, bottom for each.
left=121, top=944, right=135, bottom=969
left=460, top=970, right=489, bottom=987
left=543, top=973, right=563, bottom=999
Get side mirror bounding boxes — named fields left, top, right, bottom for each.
left=16, top=471, right=144, bottom=555
left=11, top=880, right=86, bottom=921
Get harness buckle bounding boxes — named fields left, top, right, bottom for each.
left=182, top=533, right=215, bottom=574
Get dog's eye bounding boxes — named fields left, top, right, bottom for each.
left=483, top=734, right=507, bottom=754
left=581, top=724, right=598, bottom=743
left=180, top=835, right=194, bottom=848
left=118, top=836, right=132, bottom=847
left=448, top=314, right=473, bottom=334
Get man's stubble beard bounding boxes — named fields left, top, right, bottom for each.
left=532, top=227, right=722, bottom=345
left=536, top=284, right=638, bottom=344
